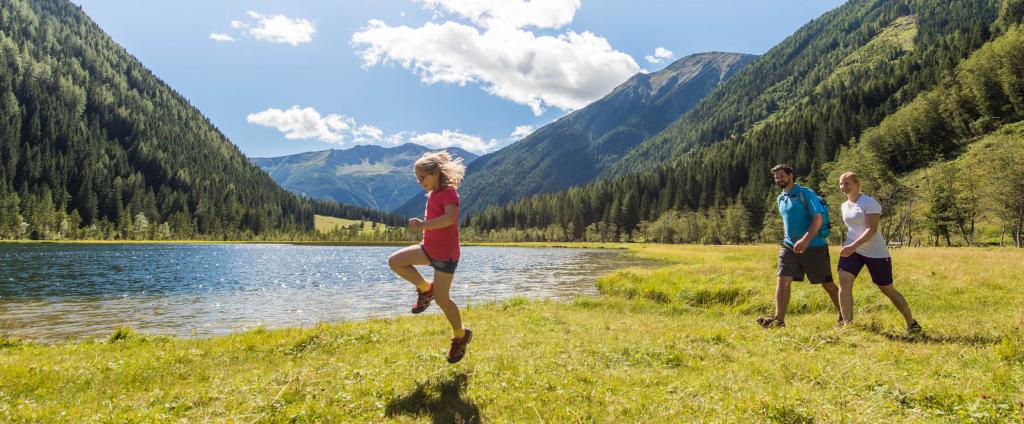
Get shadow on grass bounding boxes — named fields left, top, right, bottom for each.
left=385, top=372, right=481, bottom=423
left=865, top=323, right=1003, bottom=346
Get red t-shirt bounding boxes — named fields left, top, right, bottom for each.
left=422, top=187, right=460, bottom=261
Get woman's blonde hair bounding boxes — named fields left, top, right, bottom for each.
left=839, top=171, right=860, bottom=184
left=414, top=150, right=465, bottom=189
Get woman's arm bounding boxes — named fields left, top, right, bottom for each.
left=411, top=204, right=458, bottom=231
left=840, top=213, right=880, bottom=256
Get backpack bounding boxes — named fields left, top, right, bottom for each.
left=797, top=188, right=831, bottom=239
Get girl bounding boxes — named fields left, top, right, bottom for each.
left=836, top=171, right=921, bottom=333
left=387, top=151, right=472, bottom=363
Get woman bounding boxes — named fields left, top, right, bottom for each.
left=836, top=171, right=921, bottom=333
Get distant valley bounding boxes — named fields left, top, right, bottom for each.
left=252, top=144, right=478, bottom=212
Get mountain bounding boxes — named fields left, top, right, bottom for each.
left=0, top=0, right=402, bottom=240
left=608, top=0, right=1000, bottom=178
left=399, top=52, right=756, bottom=217
left=464, top=0, right=1012, bottom=242
left=251, top=144, right=478, bottom=211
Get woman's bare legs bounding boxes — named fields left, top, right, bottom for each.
left=388, top=245, right=431, bottom=293
left=877, top=284, right=915, bottom=327
left=431, top=270, right=465, bottom=338
left=838, top=270, right=856, bottom=324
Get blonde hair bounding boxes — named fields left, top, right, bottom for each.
left=414, top=150, right=465, bottom=189
left=839, top=171, right=860, bottom=184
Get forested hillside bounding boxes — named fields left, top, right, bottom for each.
left=419, top=52, right=755, bottom=217
left=463, top=0, right=1024, bottom=246
left=0, top=0, right=402, bottom=240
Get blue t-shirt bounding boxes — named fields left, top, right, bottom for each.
left=777, top=185, right=828, bottom=247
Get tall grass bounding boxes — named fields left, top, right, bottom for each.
left=0, top=244, right=1021, bottom=422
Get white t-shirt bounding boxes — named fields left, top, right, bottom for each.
left=841, top=194, right=889, bottom=258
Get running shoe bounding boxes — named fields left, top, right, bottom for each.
left=411, top=285, right=433, bottom=314
left=447, top=328, right=473, bottom=363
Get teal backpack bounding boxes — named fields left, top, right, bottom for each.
left=797, top=187, right=831, bottom=239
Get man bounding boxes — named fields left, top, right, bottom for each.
left=757, top=164, right=841, bottom=328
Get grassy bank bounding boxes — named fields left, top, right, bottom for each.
left=2, top=244, right=1022, bottom=422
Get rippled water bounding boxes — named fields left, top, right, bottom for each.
left=0, top=243, right=646, bottom=342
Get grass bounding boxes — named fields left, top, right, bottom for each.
left=313, top=214, right=390, bottom=235
left=1, top=244, right=1023, bottom=422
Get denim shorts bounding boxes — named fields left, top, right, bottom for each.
left=420, top=244, right=458, bottom=274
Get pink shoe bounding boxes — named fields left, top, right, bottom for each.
left=411, top=285, right=433, bottom=314
left=447, top=328, right=473, bottom=364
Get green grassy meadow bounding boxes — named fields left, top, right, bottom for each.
left=1, top=244, right=1022, bottom=422
left=313, top=215, right=391, bottom=235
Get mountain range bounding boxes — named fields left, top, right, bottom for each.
left=397, top=51, right=757, bottom=217
left=464, top=0, right=1019, bottom=241
left=252, top=144, right=478, bottom=212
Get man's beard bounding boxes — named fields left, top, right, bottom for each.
left=775, top=180, right=788, bottom=188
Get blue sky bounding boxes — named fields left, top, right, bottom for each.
left=72, top=0, right=846, bottom=158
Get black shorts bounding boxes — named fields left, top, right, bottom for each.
left=838, top=252, right=893, bottom=286
left=778, top=245, right=834, bottom=284
left=420, top=244, right=458, bottom=274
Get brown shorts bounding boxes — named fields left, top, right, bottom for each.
left=778, top=245, right=834, bottom=284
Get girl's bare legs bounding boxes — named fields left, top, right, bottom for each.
left=432, top=270, right=465, bottom=338
left=838, top=270, right=856, bottom=324
left=388, top=245, right=431, bottom=292
left=877, top=284, right=915, bottom=327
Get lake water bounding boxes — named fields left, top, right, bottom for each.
left=0, top=244, right=646, bottom=342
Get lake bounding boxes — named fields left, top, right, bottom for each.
left=0, top=243, right=645, bottom=342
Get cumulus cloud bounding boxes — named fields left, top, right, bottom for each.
left=247, top=106, right=351, bottom=142
left=352, top=19, right=639, bottom=115
left=209, top=33, right=235, bottom=42
left=418, top=0, right=581, bottom=29
left=510, top=125, right=535, bottom=140
left=410, top=130, right=502, bottom=153
left=247, top=106, right=520, bottom=153
left=352, top=0, right=639, bottom=116
left=218, top=11, right=315, bottom=46
left=644, top=47, right=674, bottom=64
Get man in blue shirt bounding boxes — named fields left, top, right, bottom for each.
left=757, top=164, right=841, bottom=328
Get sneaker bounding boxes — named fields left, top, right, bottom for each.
left=906, top=320, right=923, bottom=334
left=411, top=285, right=433, bottom=314
left=757, top=316, right=786, bottom=328
left=836, top=316, right=846, bottom=328
left=447, top=328, right=473, bottom=363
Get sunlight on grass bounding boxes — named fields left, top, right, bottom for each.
left=1, top=244, right=1022, bottom=421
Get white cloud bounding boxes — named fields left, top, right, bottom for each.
left=222, top=11, right=315, bottom=46
left=644, top=47, right=674, bottom=64
left=249, top=106, right=526, bottom=154
left=417, top=0, right=581, bottom=29
left=410, top=130, right=502, bottom=153
left=209, top=33, right=235, bottom=42
left=353, top=125, right=384, bottom=142
left=510, top=125, right=535, bottom=139
left=352, top=20, right=640, bottom=115
left=247, top=106, right=350, bottom=143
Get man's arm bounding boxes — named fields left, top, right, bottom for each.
left=795, top=213, right=822, bottom=253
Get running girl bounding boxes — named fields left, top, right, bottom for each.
left=387, top=151, right=472, bottom=363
